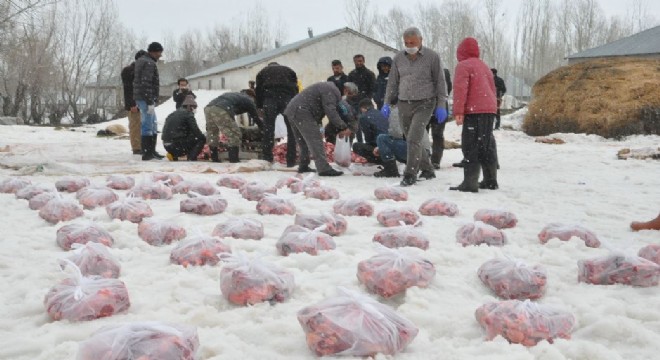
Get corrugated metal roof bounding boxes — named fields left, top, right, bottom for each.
left=567, top=25, right=660, bottom=59
left=186, top=27, right=396, bottom=80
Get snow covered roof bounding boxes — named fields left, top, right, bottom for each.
left=186, top=27, right=397, bottom=81
left=567, top=25, right=660, bottom=59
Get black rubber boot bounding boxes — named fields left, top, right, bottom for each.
left=431, top=148, right=443, bottom=170
left=318, top=168, right=343, bottom=176
left=297, top=164, right=316, bottom=173
left=141, top=136, right=155, bottom=161
left=151, top=135, right=164, bottom=159
left=400, top=173, right=416, bottom=187
left=228, top=146, right=240, bottom=163
left=419, top=169, right=436, bottom=180
left=450, top=163, right=480, bottom=192
left=452, top=159, right=467, bottom=168
left=479, top=162, right=499, bottom=189
left=187, top=141, right=205, bottom=161
left=374, top=160, right=399, bottom=178
left=210, top=147, right=220, bottom=163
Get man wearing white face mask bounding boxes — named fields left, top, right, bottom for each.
left=382, top=27, right=448, bottom=186
left=161, top=95, right=206, bottom=161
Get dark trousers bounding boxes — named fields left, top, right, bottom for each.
left=461, top=114, right=497, bottom=168
left=495, top=98, right=502, bottom=129
left=428, top=118, right=446, bottom=165
left=352, top=143, right=381, bottom=164
left=164, top=134, right=206, bottom=160
left=289, top=108, right=333, bottom=173
left=262, top=96, right=296, bottom=165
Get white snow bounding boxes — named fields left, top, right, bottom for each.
left=0, top=91, right=659, bottom=359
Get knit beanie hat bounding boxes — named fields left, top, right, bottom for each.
left=134, top=50, right=147, bottom=60
left=147, top=42, right=164, bottom=52
left=181, top=95, right=197, bottom=108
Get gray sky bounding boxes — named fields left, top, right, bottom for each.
left=116, top=0, right=660, bottom=46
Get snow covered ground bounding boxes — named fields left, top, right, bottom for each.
left=0, top=91, right=659, bottom=360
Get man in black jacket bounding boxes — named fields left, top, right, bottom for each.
left=373, top=56, right=392, bottom=110
left=492, top=68, right=507, bottom=130
left=172, top=78, right=196, bottom=110
left=134, top=42, right=164, bottom=161
left=255, top=62, right=298, bottom=166
left=352, top=98, right=389, bottom=164
left=120, top=50, right=146, bottom=155
left=347, top=54, right=376, bottom=103
left=162, top=95, right=206, bottom=161
left=327, top=59, right=348, bottom=93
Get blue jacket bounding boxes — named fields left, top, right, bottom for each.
left=373, top=56, right=392, bottom=109
left=359, top=108, right=389, bottom=146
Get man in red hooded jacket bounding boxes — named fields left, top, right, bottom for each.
left=450, top=37, right=499, bottom=192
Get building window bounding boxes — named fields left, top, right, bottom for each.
left=221, top=77, right=225, bottom=89
left=208, top=79, right=212, bottom=90
left=197, top=81, right=201, bottom=90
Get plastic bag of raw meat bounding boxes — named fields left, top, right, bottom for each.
left=538, top=223, right=600, bottom=248
left=478, top=258, right=547, bottom=300
left=295, top=213, right=348, bottom=236
left=76, top=186, right=118, bottom=210
left=170, top=233, right=231, bottom=267
left=374, top=185, right=408, bottom=202
left=219, top=252, right=295, bottom=306
left=256, top=195, right=296, bottom=215
left=39, top=194, right=85, bottom=224
left=334, top=135, right=352, bottom=167
left=106, top=197, right=153, bottom=223
left=240, top=181, right=277, bottom=201
left=138, top=218, right=187, bottom=246
left=129, top=180, right=173, bottom=200
left=474, top=209, right=518, bottom=229
left=44, top=261, right=130, bottom=321
left=56, top=176, right=91, bottom=193
left=15, top=183, right=56, bottom=200
left=373, top=224, right=429, bottom=250
left=0, top=177, right=31, bottom=193
left=275, top=174, right=303, bottom=189
left=151, top=172, right=184, bottom=186
left=456, top=221, right=507, bottom=247
left=29, top=191, right=58, bottom=210
left=639, top=244, right=660, bottom=265
left=212, top=218, right=264, bottom=240
left=304, top=185, right=340, bottom=200
left=577, top=253, right=660, bottom=287
left=475, top=299, right=575, bottom=346
left=66, top=242, right=120, bottom=278
left=418, top=198, right=459, bottom=217
left=276, top=225, right=336, bottom=256
left=172, top=180, right=218, bottom=196
left=333, top=198, right=374, bottom=217
left=217, top=174, right=248, bottom=189
left=76, top=321, right=199, bottom=360
left=57, top=222, right=114, bottom=250
left=357, top=245, right=435, bottom=298
left=289, top=174, right=321, bottom=194
left=105, top=174, right=135, bottom=190
left=297, top=287, right=419, bottom=356
left=180, top=193, right=227, bottom=215
left=377, top=207, right=421, bottom=227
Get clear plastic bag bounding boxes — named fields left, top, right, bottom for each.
left=334, top=135, right=352, bottom=167
left=297, top=287, right=419, bottom=356
left=220, top=252, right=295, bottom=305
left=639, top=244, right=660, bottom=265
left=456, top=221, right=507, bottom=247
left=212, top=218, right=264, bottom=240
left=418, top=198, right=459, bottom=217
left=376, top=207, right=421, bottom=227
left=76, top=186, right=118, bottom=210
left=170, top=233, right=231, bottom=267
left=67, top=242, right=121, bottom=278
left=138, top=218, right=187, bottom=246
left=179, top=194, right=227, bottom=215
left=275, top=174, right=303, bottom=189
left=304, top=185, right=340, bottom=200
left=151, top=172, right=184, bottom=186
left=39, top=195, right=85, bottom=224
left=56, top=222, right=114, bottom=250
left=276, top=225, right=336, bottom=256
left=106, top=197, right=153, bottom=223
left=217, top=174, right=248, bottom=189
left=538, top=223, right=600, bottom=248
left=357, top=245, right=435, bottom=298
left=333, top=198, right=374, bottom=217
left=15, top=183, right=55, bottom=200
left=475, top=299, right=575, bottom=346
left=105, top=175, right=135, bottom=190
left=256, top=195, right=296, bottom=215
left=578, top=253, right=660, bottom=287
left=473, top=209, right=518, bottom=229
left=28, top=191, right=58, bottom=210
left=374, top=185, right=408, bottom=202
left=240, top=181, right=277, bottom=201
left=0, top=177, right=31, bottom=193
left=172, top=180, right=218, bottom=196
left=289, top=174, right=321, bottom=194
left=76, top=321, right=199, bottom=360
left=295, top=213, right=348, bottom=236
left=373, top=225, right=429, bottom=250
left=129, top=180, right=173, bottom=200
left=478, top=258, right=547, bottom=300
left=55, top=176, right=90, bottom=193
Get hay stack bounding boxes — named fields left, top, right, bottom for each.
left=523, top=58, right=660, bottom=138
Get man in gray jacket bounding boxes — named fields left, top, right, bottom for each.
left=134, top=42, right=164, bottom=161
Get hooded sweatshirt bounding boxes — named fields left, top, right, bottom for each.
left=373, top=56, right=392, bottom=109
left=452, top=37, right=497, bottom=116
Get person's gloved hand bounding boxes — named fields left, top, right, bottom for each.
left=435, top=107, right=448, bottom=123
left=380, top=104, right=391, bottom=119
left=147, top=105, right=155, bottom=115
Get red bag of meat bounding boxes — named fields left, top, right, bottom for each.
left=474, top=209, right=518, bottom=229
left=212, top=218, right=264, bottom=240
left=418, top=198, right=459, bottom=217
left=478, top=258, right=547, bottom=300
left=456, top=221, right=507, bottom=247
left=304, top=185, right=340, bottom=200
left=538, top=223, right=600, bottom=248
left=76, top=322, right=199, bottom=360
left=56, top=222, right=114, bottom=250
left=333, top=198, right=374, bottom=217
left=373, top=225, right=429, bottom=250
left=256, top=195, right=296, bottom=215
left=297, top=287, right=419, bottom=356
left=217, top=174, right=248, bottom=189
left=172, top=180, right=218, bottom=196
left=0, top=177, right=31, bottom=193
left=129, top=180, right=173, bottom=200
left=15, top=183, right=56, bottom=200
left=67, top=242, right=121, bottom=278
left=105, top=175, right=135, bottom=190
left=76, top=186, right=119, bottom=210
left=276, top=225, right=336, bottom=256
left=44, top=261, right=130, bottom=321
left=376, top=207, right=421, bottom=227
left=106, top=197, right=153, bottom=223
left=39, top=195, right=85, bottom=224
left=295, top=213, right=348, bottom=236
left=275, top=174, right=303, bottom=189
left=56, top=176, right=91, bottom=193
left=138, top=218, right=187, bottom=246
left=639, top=244, right=660, bottom=265
left=357, top=245, right=435, bottom=298
left=220, top=252, right=295, bottom=305
left=374, top=185, right=408, bottom=202
left=151, top=172, right=184, bottom=186
left=170, top=234, right=231, bottom=267
left=475, top=299, right=575, bottom=346
left=179, top=194, right=227, bottom=215
left=577, top=253, right=660, bottom=287
left=29, top=191, right=58, bottom=210
left=289, top=174, right=321, bottom=194
left=240, top=181, right=277, bottom=201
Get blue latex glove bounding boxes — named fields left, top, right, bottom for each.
left=380, top=104, right=391, bottom=119
left=435, top=107, right=448, bottom=123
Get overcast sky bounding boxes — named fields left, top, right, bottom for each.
left=116, top=0, right=660, bottom=47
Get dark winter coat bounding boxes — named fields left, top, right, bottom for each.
left=284, top=82, right=351, bottom=130
left=133, top=54, right=160, bottom=105
left=255, top=64, right=298, bottom=108
left=327, top=73, right=349, bottom=93
left=452, top=38, right=497, bottom=116
left=172, top=88, right=197, bottom=109
left=359, top=108, right=389, bottom=146
left=121, top=62, right=136, bottom=110
left=347, top=65, right=376, bottom=100
left=494, top=75, right=506, bottom=99
left=206, top=92, right=262, bottom=127
left=444, top=68, right=452, bottom=95
left=161, top=109, right=204, bottom=143
left=373, top=56, right=392, bottom=109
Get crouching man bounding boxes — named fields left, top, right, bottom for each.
left=162, top=95, right=206, bottom=161
left=352, top=98, right=388, bottom=164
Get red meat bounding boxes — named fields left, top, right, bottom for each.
left=179, top=195, right=227, bottom=215
left=276, top=225, right=336, bottom=256
left=151, top=172, right=184, bottom=186
left=106, top=198, right=153, bottom=223
left=456, top=221, right=507, bottom=247
left=28, top=192, right=58, bottom=210
left=56, top=222, right=114, bottom=250
left=304, top=185, right=340, bottom=200
left=474, top=209, right=518, bottom=229
left=220, top=252, right=295, bottom=305
left=39, top=196, right=84, bottom=224
left=577, top=254, right=660, bottom=287
left=639, top=244, right=660, bottom=265
left=240, top=181, right=277, bottom=201
left=170, top=235, right=231, bottom=267
left=105, top=175, right=135, bottom=190
left=217, top=175, right=248, bottom=189
left=129, top=181, right=173, bottom=200
left=376, top=207, right=421, bottom=227
left=275, top=174, right=303, bottom=189
left=138, top=219, right=187, bottom=246
left=333, top=199, right=374, bottom=217
left=288, top=174, right=321, bottom=194
left=256, top=196, right=296, bottom=215
left=172, top=180, right=218, bottom=196
left=357, top=247, right=435, bottom=298
left=294, top=213, right=348, bottom=236
left=67, top=242, right=121, bottom=278
left=418, top=198, right=459, bottom=217
left=76, top=186, right=119, bottom=210
left=538, top=223, right=600, bottom=248
left=15, top=183, right=55, bottom=200
left=478, top=258, right=547, bottom=300
left=212, top=218, right=264, bottom=240
left=55, top=177, right=90, bottom=193
left=0, top=177, right=31, bottom=193
left=374, top=186, right=408, bottom=202
left=373, top=226, right=429, bottom=250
